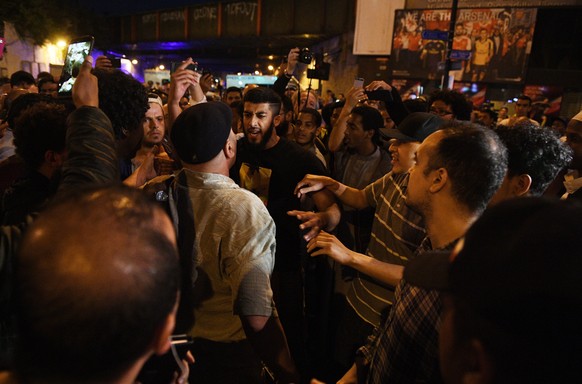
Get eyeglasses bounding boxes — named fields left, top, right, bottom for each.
left=430, top=107, right=453, bottom=116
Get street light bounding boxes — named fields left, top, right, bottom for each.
left=267, top=65, right=274, bottom=71
left=131, top=59, right=138, bottom=65
left=159, top=64, right=165, bottom=70
left=54, top=39, right=68, bottom=62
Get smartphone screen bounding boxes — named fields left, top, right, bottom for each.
left=58, top=36, right=94, bottom=94
left=354, top=77, right=364, bottom=89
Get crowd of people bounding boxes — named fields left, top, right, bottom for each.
left=0, top=46, right=581, bottom=384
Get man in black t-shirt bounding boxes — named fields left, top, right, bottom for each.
left=231, top=87, right=340, bottom=378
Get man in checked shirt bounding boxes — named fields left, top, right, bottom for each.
left=358, top=123, right=507, bottom=384
left=302, top=123, right=506, bottom=384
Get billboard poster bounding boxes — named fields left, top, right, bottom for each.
left=390, top=8, right=537, bottom=84
left=524, top=85, right=564, bottom=118
left=391, top=9, right=451, bottom=80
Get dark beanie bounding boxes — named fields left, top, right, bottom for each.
left=171, top=101, right=233, bottom=164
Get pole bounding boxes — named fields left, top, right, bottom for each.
left=442, top=0, right=459, bottom=90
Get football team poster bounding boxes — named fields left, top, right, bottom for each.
left=390, top=8, right=537, bottom=83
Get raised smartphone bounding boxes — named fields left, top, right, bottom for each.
left=58, top=35, right=94, bottom=95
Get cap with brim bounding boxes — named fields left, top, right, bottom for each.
left=405, top=198, right=567, bottom=294
left=380, top=112, right=444, bottom=142
left=405, top=198, right=582, bottom=379
left=148, top=94, right=164, bottom=110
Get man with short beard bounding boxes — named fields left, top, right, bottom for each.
left=131, top=94, right=176, bottom=178
left=230, top=87, right=340, bottom=378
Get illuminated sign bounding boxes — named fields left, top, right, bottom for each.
left=225, top=74, right=277, bottom=88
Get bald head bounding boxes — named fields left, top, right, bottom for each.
left=15, top=185, right=179, bottom=382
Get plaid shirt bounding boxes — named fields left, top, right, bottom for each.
left=360, top=238, right=454, bottom=384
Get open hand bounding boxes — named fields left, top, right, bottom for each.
left=306, top=231, right=353, bottom=265
left=287, top=210, right=325, bottom=241
left=294, top=174, right=335, bottom=198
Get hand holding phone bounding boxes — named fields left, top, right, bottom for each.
left=58, top=36, right=95, bottom=95
left=107, top=57, right=122, bottom=68
left=171, top=61, right=202, bottom=74
left=365, top=89, right=392, bottom=101
left=345, top=85, right=366, bottom=109
left=136, top=335, right=193, bottom=384
left=71, top=56, right=98, bottom=108
left=353, top=77, right=365, bottom=89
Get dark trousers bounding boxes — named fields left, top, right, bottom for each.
left=271, top=269, right=306, bottom=375
left=271, top=258, right=335, bottom=383
left=328, top=302, right=375, bottom=382
left=189, top=338, right=263, bottom=384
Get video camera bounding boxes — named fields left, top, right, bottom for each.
left=306, top=52, right=330, bottom=81
left=299, top=48, right=313, bottom=64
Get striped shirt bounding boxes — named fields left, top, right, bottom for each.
left=346, top=172, right=426, bottom=327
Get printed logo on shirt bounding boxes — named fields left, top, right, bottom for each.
left=240, top=163, right=272, bottom=206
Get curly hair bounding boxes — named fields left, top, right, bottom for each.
left=495, top=123, right=572, bottom=196
left=92, top=69, right=148, bottom=139
left=429, top=90, right=473, bottom=121
left=13, top=102, right=68, bottom=170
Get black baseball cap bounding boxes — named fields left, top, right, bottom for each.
left=381, top=112, right=443, bottom=142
